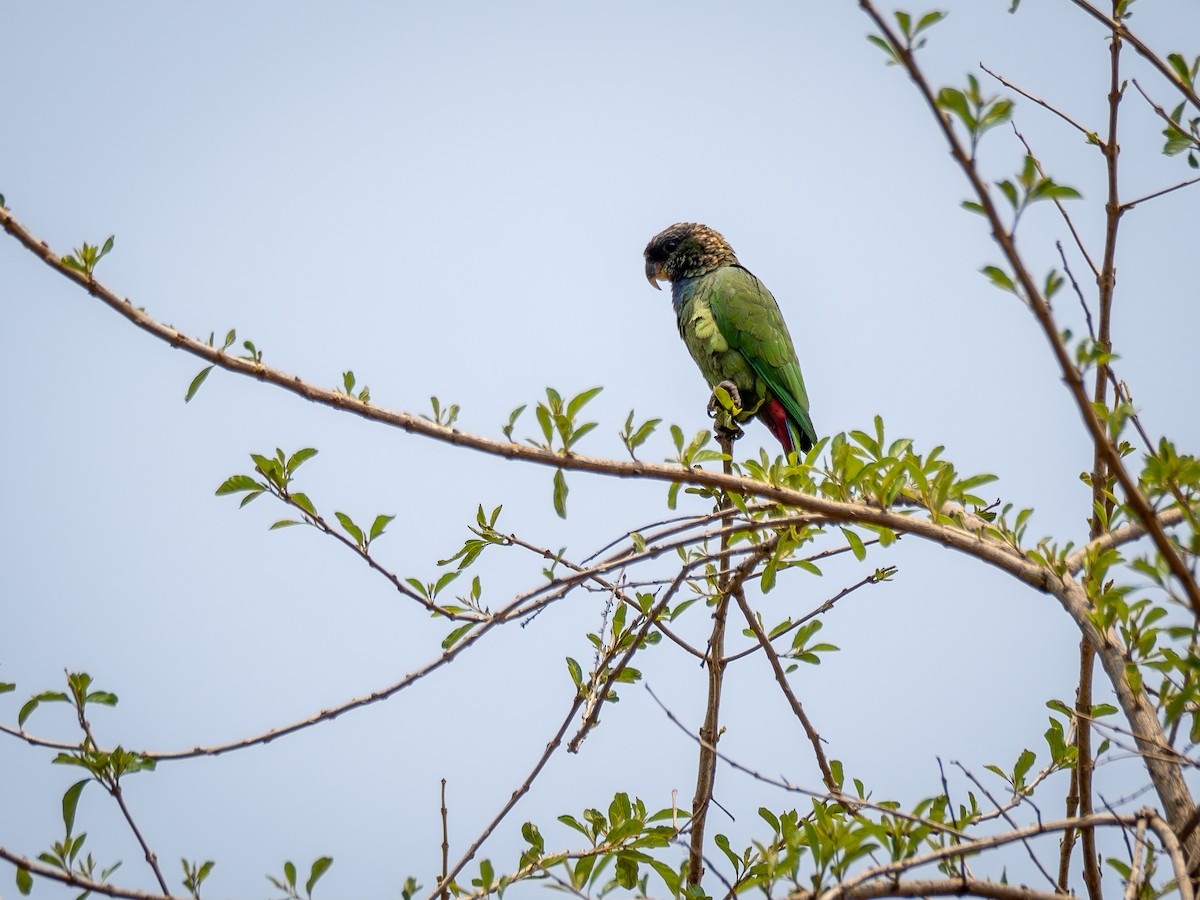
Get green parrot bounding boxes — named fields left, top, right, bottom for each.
left=643, top=222, right=816, bottom=454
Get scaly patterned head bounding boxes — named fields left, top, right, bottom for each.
left=644, top=222, right=739, bottom=289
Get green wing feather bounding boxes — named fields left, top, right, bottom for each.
left=706, top=267, right=816, bottom=448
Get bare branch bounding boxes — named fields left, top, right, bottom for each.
left=731, top=583, right=837, bottom=792
left=980, top=62, right=1101, bottom=142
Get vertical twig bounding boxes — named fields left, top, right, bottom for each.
left=440, top=779, right=450, bottom=900
left=687, top=433, right=735, bottom=886
left=1073, top=10, right=1125, bottom=899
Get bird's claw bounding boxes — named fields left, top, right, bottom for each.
left=706, top=381, right=743, bottom=418
left=707, top=381, right=745, bottom=443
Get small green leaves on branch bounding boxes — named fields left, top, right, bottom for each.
left=185, top=329, right=239, bottom=401
left=217, top=447, right=320, bottom=523
left=19, top=671, right=116, bottom=729
left=32, top=831, right=122, bottom=898
left=339, top=371, right=371, bottom=404
left=437, top=505, right=508, bottom=573
left=60, top=235, right=114, bottom=278
left=994, top=154, right=1082, bottom=230
left=502, top=404, right=526, bottom=441
left=937, top=74, right=1013, bottom=156
left=529, top=386, right=602, bottom=454
left=1161, top=55, right=1200, bottom=166
left=549, top=795, right=679, bottom=893
left=620, top=410, right=661, bottom=460
left=866, top=9, right=945, bottom=62
left=423, top=395, right=459, bottom=427
left=980, top=265, right=1018, bottom=295
left=333, top=511, right=395, bottom=551
left=182, top=859, right=216, bottom=898
left=666, top=426, right=724, bottom=509
left=267, top=856, right=333, bottom=900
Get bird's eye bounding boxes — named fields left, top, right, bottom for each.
left=664, top=240, right=679, bottom=253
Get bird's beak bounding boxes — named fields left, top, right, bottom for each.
left=644, top=259, right=663, bottom=290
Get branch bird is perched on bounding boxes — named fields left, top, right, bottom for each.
left=644, top=222, right=817, bottom=455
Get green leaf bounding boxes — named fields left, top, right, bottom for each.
left=290, top=493, right=317, bottom=517
left=185, top=366, right=214, bottom=402
left=866, top=34, right=901, bottom=65
left=369, top=514, right=395, bottom=541
left=16, top=866, right=32, bottom=895
left=567, top=386, right=603, bottom=419
left=1013, top=748, right=1036, bottom=783
left=19, top=691, right=69, bottom=727
left=535, top=404, right=553, bottom=445
left=306, top=857, right=333, bottom=896
left=0, top=682, right=15, bottom=695
left=916, top=10, right=945, bottom=31
left=1126, top=663, right=1142, bottom=694
left=270, top=519, right=302, bottom=530
left=997, top=179, right=1019, bottom=209
left=335, top=512, right=364, bottom=547
left=284, top=861, right=297, bottom=888
left=442, top=623, right=474, bottom=651
left=62, top=779, right=88, bottom=835
left=215, top=474, right=262, bottom=496
left=841, top=527, right=867, bottom=561
left=286, top=447, right=319, bottom=473
left=981, top=265, right=1016, bottom=293
left=937, top=88, right=974, bottom=130
left=566, top=657, right=583, bottom=688
left=552, top=468, right=568, bottom=518
left=503, top=404, right=526, bottom=440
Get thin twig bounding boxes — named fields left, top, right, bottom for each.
left=1011, top=125, right=1099, bottom=280
left=645, top=684, right=973, bottom=842
left=723, top=569, right=889, bottom=665
left=440, top=779, right=450, bottom=900
left=75, top=706, right=170, bottom=896
left=953, top=761, right=1057, bottom=889
left=731, top=583, right=836, bottom=792
left=427, top=694, right=584, bottom=900
left=980, top=62, right=1100, bottom=140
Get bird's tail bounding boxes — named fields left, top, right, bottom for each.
left=760, top=397, right=815, bottom=457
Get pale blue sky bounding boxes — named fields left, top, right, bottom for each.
left=3, top=2, right=1199, bottom=898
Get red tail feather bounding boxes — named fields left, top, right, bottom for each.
left=759, top=398, right=794, bottom=454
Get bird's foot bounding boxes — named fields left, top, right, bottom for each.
left=707, top=381, right=745, bottom=443
left=707, top=381, right=743, bottom=418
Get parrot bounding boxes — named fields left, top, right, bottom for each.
left=643, top=222, right=816, bottom=455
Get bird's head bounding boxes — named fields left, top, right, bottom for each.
left=643, top=222, right=738, bottom=290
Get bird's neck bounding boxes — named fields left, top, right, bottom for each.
left=670, top=276, right=697, bottom=318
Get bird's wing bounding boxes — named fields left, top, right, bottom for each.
left=707, top=266, right=817, bottom=447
